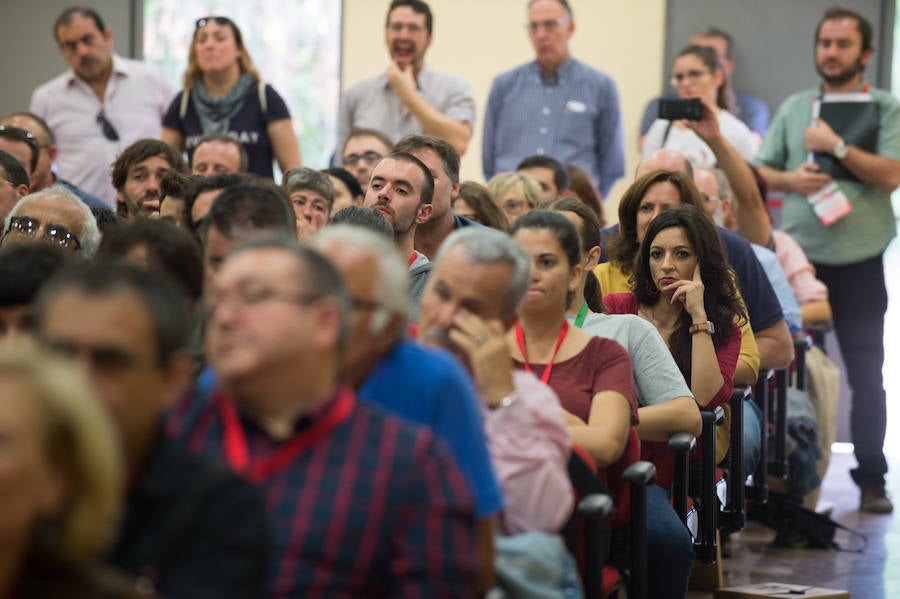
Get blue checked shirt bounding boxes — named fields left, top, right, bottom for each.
left=482, top=57, right=625, bottom=198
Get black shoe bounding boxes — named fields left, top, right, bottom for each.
left=860, top=484, right=894, bottom=514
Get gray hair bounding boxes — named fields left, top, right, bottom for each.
left=434, top=227, right=531, bottom=317
left=5, top=184, right=101, bottom=257
left=314, top=224, right=409, bottom=333
left=282, top=167, right=335, bottom=210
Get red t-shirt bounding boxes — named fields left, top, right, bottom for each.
left=514, top=336, right=638, bottom=424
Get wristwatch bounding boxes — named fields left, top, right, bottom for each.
left=690, top=320, right=715, bottom=335
left=833, top=138, right=849, bottom=160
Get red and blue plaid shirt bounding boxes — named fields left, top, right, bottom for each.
left=167, top=385, right=478, bottom=598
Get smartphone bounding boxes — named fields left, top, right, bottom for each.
left=658, top=98, right=702, bottom=121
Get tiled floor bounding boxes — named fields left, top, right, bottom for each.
left=686, top=234, right=900, bottom=599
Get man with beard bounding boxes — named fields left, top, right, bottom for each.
left=336, top=0, right=475, bottom=157
left=755, top=7, right=900, bottom=513
left=31, top=7, right=174, bottom=207
left=363, top=152, right=434, bottom=321
left=112, top=139, right=188, bottom=219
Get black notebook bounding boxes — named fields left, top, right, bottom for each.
left=814, top=98, right=880, bottom=182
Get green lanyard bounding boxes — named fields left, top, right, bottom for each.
left=573, top=301, right=589, bottom=329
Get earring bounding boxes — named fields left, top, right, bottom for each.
left=646, top=281, right=660, bottom=297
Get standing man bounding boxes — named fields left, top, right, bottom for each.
left=31, top=7, right=174, bottom=208
left=482, top=0, right=625, bottom=198
left=755, top=7, right=900, bottom=513
left=336, top=0, right=476, bottom=157
left=363, top=152, right=434, bottom=320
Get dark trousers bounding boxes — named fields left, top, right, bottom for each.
left=813, top=254, right=888, bottom=486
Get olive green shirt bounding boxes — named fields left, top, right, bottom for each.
left=754, top=86, right=900, bottom=265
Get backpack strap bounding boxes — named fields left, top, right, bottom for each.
left=179, top=88, right=190, bottom=120
left=258, top=81, right=267, bottom=114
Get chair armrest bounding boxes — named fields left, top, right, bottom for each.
left=577, top=493, right=613, bottom=520
left=668, top=432, right=697, bottom=455
left=622, top=460, right=657, bottom=486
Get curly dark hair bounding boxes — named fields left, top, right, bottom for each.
left=607, top=170, right=706, bottom=278
left=632, top=205, right=746, bottom=381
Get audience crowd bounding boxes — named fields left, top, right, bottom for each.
left=0, top=1, right=895, bottom=598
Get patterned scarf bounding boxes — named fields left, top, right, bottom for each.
left=190, top=74, right=255, bottom=134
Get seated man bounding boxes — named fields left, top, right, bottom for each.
left=339, top=127, right=393, bottom=192
left=0, top=242, right=71, bottom=341
left=0, top=150, right=30, bottom=221
left=517, top=155, right=570, bottom=201
left=315, top=225, right=503, bottom=592
left=363, top=152, right=434, bottom=321
left=168, top=236, right=478, bottom=596
left=3, top=185, right=100, bottom=257
left=282, top=167, right=334, bottom=241
left=184, top=172, right=249, bottom=235
left=2, top=111, right=106, bottom=208
left=111, top=139, right=189, bottom=220
left=36, top=262, right=268, bottom=599
left=191, top=133, right=248, bottom=176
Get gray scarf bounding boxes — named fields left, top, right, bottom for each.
left=191, top=74, right=255, bottom=134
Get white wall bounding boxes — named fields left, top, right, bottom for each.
left=342, top=0, right=668, bottom=222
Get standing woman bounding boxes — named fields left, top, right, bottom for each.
left=162, top=16, right=301, bottom=179
left=642, top=45, right=756, bottom=166
left=508, top=210, right=636, bottom=469
left=605, top=205, right=745, bottom=411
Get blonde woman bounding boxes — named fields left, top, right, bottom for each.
left=486, top=171, right=542, bottom=226
left=0, top=345, right=143, bottom=598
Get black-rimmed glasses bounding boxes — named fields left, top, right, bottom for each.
left=342, top=151, right=384, bottom=168
left=4, top=216, right=82, bottom=251
left=96, top=110, right=119, bottom=142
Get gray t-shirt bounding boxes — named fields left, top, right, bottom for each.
left=568, top=312, right=693, bottom=407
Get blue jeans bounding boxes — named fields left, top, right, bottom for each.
left=647, top=483, right=693, bottom=599
left=743, top=397, right=763, bottom=480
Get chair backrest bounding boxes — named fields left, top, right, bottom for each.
left=604, top=427, right=641, bottom=529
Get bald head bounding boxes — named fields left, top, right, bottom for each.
left=636, top=149, right=693, bottom=179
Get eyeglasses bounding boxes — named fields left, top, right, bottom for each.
left=670, top=70, right=711, bottom=86
left=4, top=216, right=82, bottom=251
left=0, top=125, right=40, bottom=157
left=526, top=17, right=570, bottom=33
left=196, top=16, right=233, bottom=29
left=204, top=286, right=321, bottom=319
left=501, top=199, right=529, bottom=215
left=342, top=151, right=384, bottom=167
left=96, top=110, right=119, bottom=142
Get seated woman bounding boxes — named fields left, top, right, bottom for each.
left=643, top=45, right=757, bottom=166
left=545, top=197, right=699, bottom=599
left=604, top=204, right=745, bottom=413
left=508, top=210, right=636, bottom=469
left=487, top=172, right=542, bottom=227
left=162, top=16, right=301, bottom=179
left=0, top=344, right=143, bottom=598
left=453, top=181, right=509, bottom=231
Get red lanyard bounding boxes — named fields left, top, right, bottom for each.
left=218, top=386, right=355, bottom=483
left=515, top=320, right=569, bottom=385
left=408, top=251, right=417, bottom=268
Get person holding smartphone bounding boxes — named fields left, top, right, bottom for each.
left=643, top=45, right=757, bottom=168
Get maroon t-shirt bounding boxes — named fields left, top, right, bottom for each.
left=514, top=336, right=638, bottom=424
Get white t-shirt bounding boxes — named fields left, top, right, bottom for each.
left=643, top=109, right=757, bottom=167
left=568, top=311, right=693, bottom=407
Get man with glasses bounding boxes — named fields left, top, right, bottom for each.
left=169, top=235, right=478, bottom=596
left=483, top=0, right=625, bottom=199
left=1, top=112, right=106, bottom=209
left=0, top=151, right=30, bottom=223
left=2, top=185, right=101, bottom=256
left=340, top=127, right=393, bottom=192
left=30, top=7, right=173, bottom=208
left=336, top=0, right=476, bottom=159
